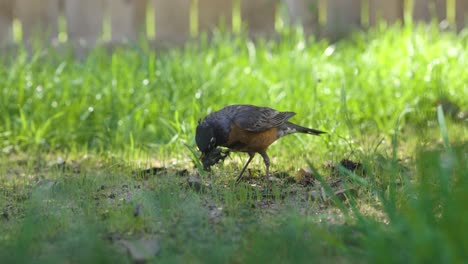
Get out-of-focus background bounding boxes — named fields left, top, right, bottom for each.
left=0, top=0, right=466, bottom=46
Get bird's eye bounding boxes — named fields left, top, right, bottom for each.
left=209, top=137, right=216, bottom=148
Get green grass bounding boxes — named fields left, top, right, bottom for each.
left=0, top=24, right=467, bottom=263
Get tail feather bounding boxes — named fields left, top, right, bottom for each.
left=281, top=122, right=326, bottom=137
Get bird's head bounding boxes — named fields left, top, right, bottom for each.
left=195, top=122, right=217, bottom=155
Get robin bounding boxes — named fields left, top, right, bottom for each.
left=195, top=105, right=325, bottom=182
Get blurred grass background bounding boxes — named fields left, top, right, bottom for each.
left=0, top=25, right=466, bottom=160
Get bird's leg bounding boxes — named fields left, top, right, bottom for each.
left=259, top=151, right=270, bottom=180
left=259, top=151, right=272, bottom=198
left=236, top=152, right=255, bottom=183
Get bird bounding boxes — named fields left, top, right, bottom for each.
left=195, top=104, right=326, bottom=182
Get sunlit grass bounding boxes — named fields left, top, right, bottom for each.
left=1, top=24, right=466, bottom=159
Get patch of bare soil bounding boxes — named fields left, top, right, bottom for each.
left=134, top=167, right=190, bottom=180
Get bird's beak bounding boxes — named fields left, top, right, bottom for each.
left=200, top=152, right=207, bottom=161
left=200, top=152, right=211, bottom=171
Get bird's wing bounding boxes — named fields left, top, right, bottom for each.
left=229, top=105, right=296, bottom=132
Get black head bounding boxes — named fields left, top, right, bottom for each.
left=195, top=123, right=217, bottom=153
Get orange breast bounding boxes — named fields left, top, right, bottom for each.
left=225, top=124, right=278, bottom=152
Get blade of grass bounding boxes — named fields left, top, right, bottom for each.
left=437, top=105, right=450, bottom=149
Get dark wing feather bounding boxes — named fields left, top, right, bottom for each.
left=230, top=105, right=296, bottom=132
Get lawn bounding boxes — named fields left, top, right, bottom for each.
left=0, top=24, right=467, bottom=263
